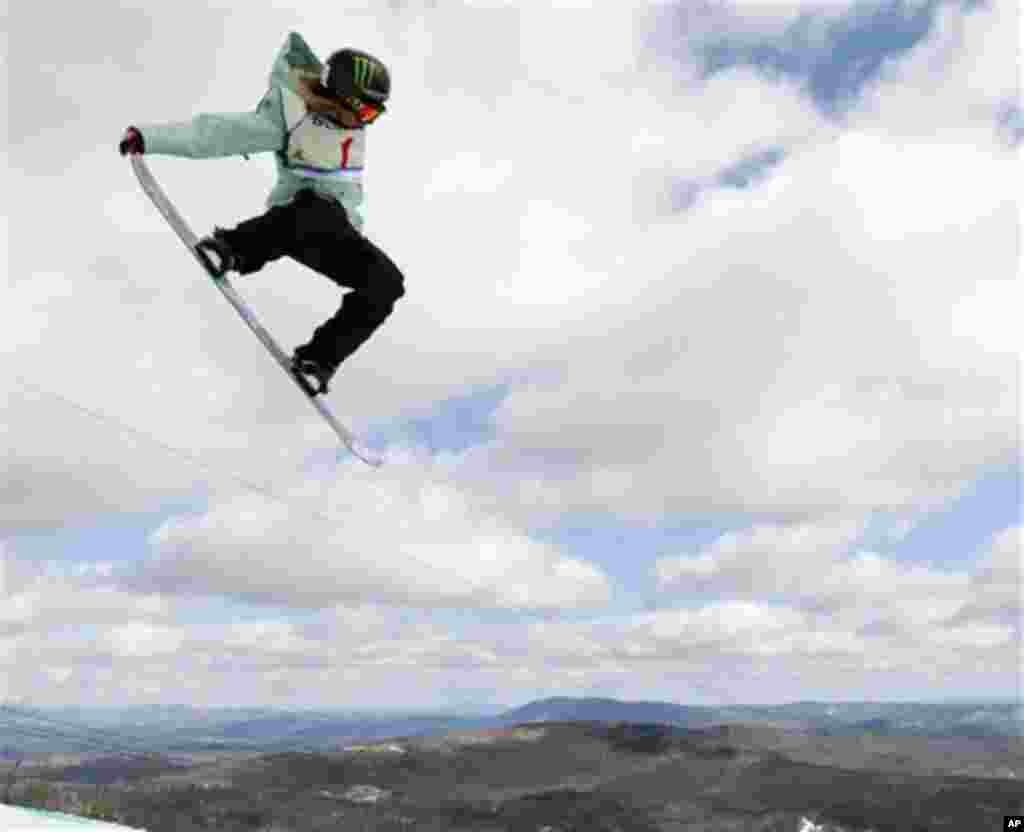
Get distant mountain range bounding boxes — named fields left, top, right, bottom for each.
left=1, top=697, right=1018, bottom=753
left=500, top=697, right=713, bottom=726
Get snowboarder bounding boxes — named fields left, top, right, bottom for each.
left=118, top=32, right=405, bottom=395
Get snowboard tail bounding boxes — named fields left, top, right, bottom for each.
left=128, top=154, right=382, bottom=467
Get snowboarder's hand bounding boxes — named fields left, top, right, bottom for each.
left=119, top=126, right=145, bottom=156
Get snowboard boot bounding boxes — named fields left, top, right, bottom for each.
left=196, top=227, right=242, bottom=278
left=290, top=349, right=335, bottom=396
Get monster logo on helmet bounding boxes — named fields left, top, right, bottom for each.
left=352, top=56, right=376, bottom=92
left=322, top=48, right=391, bottom=106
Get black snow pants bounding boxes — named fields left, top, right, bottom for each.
left=219, top=188, right=405, bottom=373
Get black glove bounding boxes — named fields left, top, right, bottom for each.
left=119, top=126, right=145, bottom=156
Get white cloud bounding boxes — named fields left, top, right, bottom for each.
left=952, top=525, right=1022, bottom=627
left=3, top=1, right=1017, bottom=707
left=654, top=519, right=972, bottom=613
left=641, top=601, right=807, bottom=648
left=2, top=525, right=1016, bottom=707
left=8, top=0, right=1012, bottom=531
left=104, top=622, right=186, bottom=658
left=645, top=519, right=1016, bottom=693
left=461, top=119, right=1017, bottom=520
left=0, top=551, right=171, bottom=637
left=723, top=0, right=870, bottom=20
left=655, top=517, right=864, bottom=590
left=123, top=448, right=611, bottom=610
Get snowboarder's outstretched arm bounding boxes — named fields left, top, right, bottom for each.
left=120, top=32, right=325, bottom=161
left=129, top=89, right=285, bottom=160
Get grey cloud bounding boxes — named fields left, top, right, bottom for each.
left=8, top=2, right=225, bottom=149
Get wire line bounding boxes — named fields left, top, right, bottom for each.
left=8, top=374, right=343, bottom=530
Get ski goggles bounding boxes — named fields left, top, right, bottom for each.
left=340, top=95, right=385, bottom=125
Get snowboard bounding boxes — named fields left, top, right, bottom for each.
left=128, top=154, right=382, bottom=467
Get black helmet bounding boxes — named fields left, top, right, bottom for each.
left=321, top=48, right=391, bottom=105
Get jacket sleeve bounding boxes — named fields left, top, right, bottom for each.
left=270, top=31, right=323, bottom=93
left=137, top=90, right=285, bottom=159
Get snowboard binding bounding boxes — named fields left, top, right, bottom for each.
left=195, top=228, right=238, bottom=279
left=291, top=356, right=333, bottom=397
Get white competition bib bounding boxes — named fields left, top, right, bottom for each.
left=282, top=94, right=365, bottom=182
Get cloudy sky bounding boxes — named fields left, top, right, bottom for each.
left=2, top=0, right=1020, bottom=711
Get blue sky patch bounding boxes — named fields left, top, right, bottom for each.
left=996, top=100, right=1023, bottom=147
left=532, top=511, right=778, bottom=613
left=715, top=146, right=787, bottom=188
left=8, top=501, right=201, bottom=565
left=688, top=1, right=945, bottom=116
left=365, top=382, right=509, bottom=455
left=886, top=462, right=1020, bottom=566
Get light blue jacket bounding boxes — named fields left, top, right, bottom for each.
left=138, top=32, right=368, bottom=230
